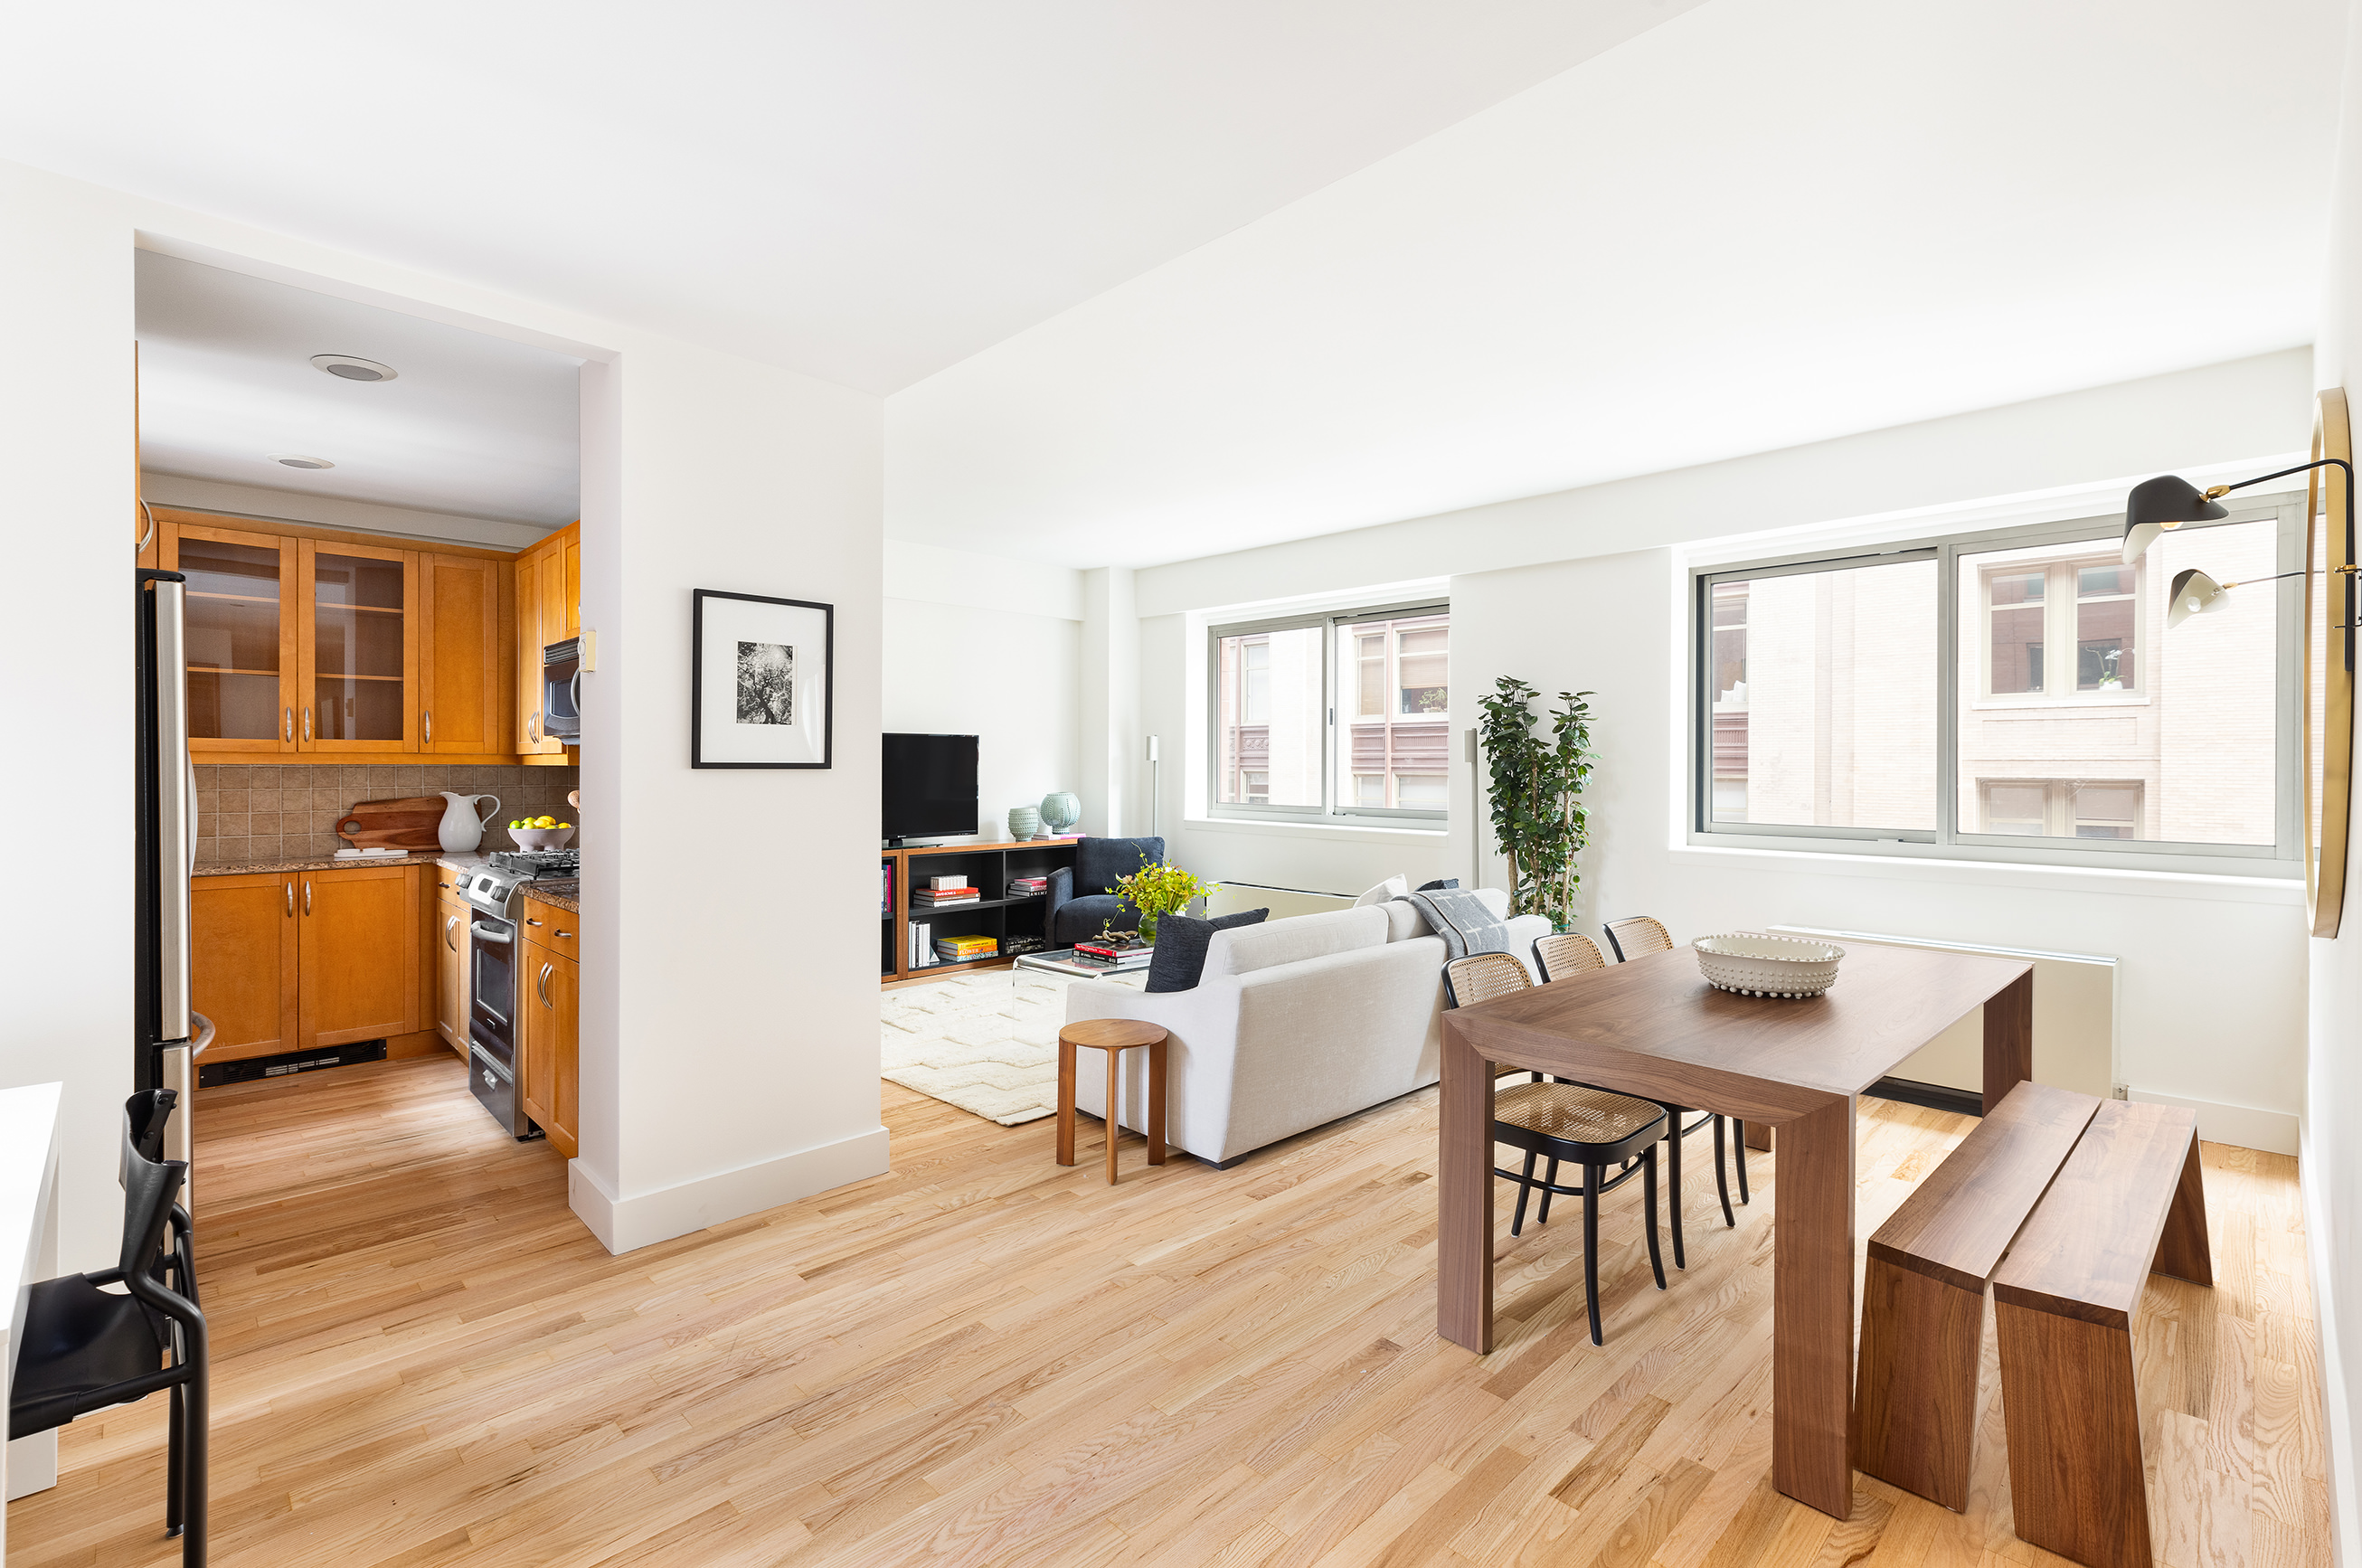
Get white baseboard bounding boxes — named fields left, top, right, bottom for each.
left=2125, top=1088, right=2299, bottom=1156
left=568, top=1124, right=893, bottom=1254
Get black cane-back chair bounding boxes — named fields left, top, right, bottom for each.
left=1442, top=951, right=1671, bottom=1346
left=8, top=1090, right=207, bottom=1563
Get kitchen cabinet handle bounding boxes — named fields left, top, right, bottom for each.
left=285, top=881, right=294, bottom=917
left=445, top=914, right=460, bottom=952
left=555, top=930, right=574, bottom=940
left=284, top=707, right=293, bottom=742
left=537, top=962, right=554, bottom=1007
left=529, top=710, right=541, bottom=743
left=304, top=880, right=312, bottom=915
left=302, top=707, right=312, bottom=742
left=525, top=918, right=543, bottom=927
left=423, top=710, right=432, bottom=745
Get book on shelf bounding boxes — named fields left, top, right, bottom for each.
left=927, top=874, right=968, bottom=891
left=907, top=920, right=932, bottom=968
left=912, top=893, right=979, bottom=907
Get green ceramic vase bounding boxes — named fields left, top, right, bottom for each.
left=1007, top=805, right=1041, bottom=841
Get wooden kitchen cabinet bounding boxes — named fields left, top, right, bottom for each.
left=193, top=863, right=425, bottom=1067
left=520, top=907, right=579, bottom=1157
left=190, top=872, right=299, bottom=1064
left=420, top=553, right=503, bottom=755
left=167, top=521, right=301, bottom=753
left=297, top=865, right=422, bottom=1050
left=159, top=506, right=520, bottom=763
left=433, top=879, right=471, bottom=1056
left=514, top=522, right=579, bottom=757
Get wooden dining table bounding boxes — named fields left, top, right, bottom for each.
left=1437, top=940, right=2035, bottom=1520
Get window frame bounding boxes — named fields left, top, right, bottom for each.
left=1206, top=598, right=1450, bottom=826
left=1688, top=497, right=2304, bottom=874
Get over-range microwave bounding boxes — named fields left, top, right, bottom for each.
left=542, top=637, right=583, bottom=741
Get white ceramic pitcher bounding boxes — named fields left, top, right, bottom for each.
left=437, top=791, right=503, bottom=854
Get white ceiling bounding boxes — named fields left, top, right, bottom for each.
left=3, top=0, right=1705, bottom=395
left=887, top=0, right=2348, bottom=566
left=15, top=1, right=2349, bottom=570
left=137, top=252, right=583, bottom=525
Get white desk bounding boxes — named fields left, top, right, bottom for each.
left=0, top=1082, right=64, bottom=1554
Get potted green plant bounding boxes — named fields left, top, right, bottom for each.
left=1476, top=676, right=1596, bottom=931
left=1113, top=855, right=1220, bottom=944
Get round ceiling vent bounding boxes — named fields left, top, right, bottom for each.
left=309, top=354, right=397, bottom=383
left=270, top=454, right=336, bottom=470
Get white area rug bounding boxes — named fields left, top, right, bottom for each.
left=881, top=967, right=1145, bottom=1125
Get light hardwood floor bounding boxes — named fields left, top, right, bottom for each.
left=6, top=1056, right=2329, bottom=1568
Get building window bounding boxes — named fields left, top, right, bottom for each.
left=1978, top=779, right=2144, bottom=839
left=1212, top=602, right=1450, bottom=822
left=1696, top=497, right=2299, bottom=867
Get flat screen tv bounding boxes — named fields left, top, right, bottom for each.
left=883, top=732, right=978, bottom=845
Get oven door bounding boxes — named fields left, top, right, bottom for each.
left=468, top=913, right=519, bottom=1070
left=542, top=638, right=581, bottom=741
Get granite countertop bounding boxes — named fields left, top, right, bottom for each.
left=194, top=851, right=452, bottom=877
left=194, top=850, right=577, bottom=914
left=195, top=851, right=497, bottom=882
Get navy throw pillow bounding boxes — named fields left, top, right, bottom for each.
left=1146, top=908, right=1270, bottom=993
left=1416, top=878, right=1460, bottom=891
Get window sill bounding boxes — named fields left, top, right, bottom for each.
left=1186, top=815, right=1448, bottom=843
left=1677, top=835, right=2302, bottom=901
left=1970, top=694, right=2150, bottom=711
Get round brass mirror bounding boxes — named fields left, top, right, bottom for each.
left=2306, top=387, right=2352, bottom=937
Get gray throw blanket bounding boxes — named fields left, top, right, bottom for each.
left=1394, top=888, right=1516, bottom=961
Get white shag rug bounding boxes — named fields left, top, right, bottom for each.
left=881, top=966, right=1145, bottom=1125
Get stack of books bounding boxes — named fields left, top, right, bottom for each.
left=912, top=876, right=979, bottom=908
left=1003, top=935, right=1044, bottom=957
left=935, top=934, right=997, bottom=963
left=1071, top=940, right=1145, bottom=968
left=1006, top=874, right=1050, bottom=898
left=906, top=920, right=932, bottom=968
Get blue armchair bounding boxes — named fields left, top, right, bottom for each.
left=1045, top=836, right=1167, bottom=946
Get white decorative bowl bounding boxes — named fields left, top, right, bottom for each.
left=510, top=827, right=576, bottom=850
left=1693, top=933, right=1846, bottom=998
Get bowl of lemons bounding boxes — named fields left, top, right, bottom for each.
left=508, top=816, right=575, bottom=850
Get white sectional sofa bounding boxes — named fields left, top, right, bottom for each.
left=1063, top=890, right=1550, bottom=1167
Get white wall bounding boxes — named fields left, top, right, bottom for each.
left=883, top=599, right=1080, bottom=842
left=2308, top=0, right=2362, bottom=1553
left=1127, top=351, right=2316, bottom=1154
left=0, top=157, right=888, bottom=1269
left=879, top=540, right=1083, bottom=845
left=0, top=165, right=137, bottom=1277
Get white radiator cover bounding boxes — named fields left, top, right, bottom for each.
left=1770, top=926, right=2116, bottom=1101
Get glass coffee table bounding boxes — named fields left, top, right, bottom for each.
left=1013, top=946, right=1155, bottom=980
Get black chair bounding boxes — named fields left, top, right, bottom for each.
left=1442, top=953, right=1669, bottom=1346
left=1045, top=835, right=1167, bottom=946
left=1531, top=931, right=1739, bottom=1268
left=9, top=1090, right=207, bottom=1564
left=1601, top=914, right=1751, bottom=1207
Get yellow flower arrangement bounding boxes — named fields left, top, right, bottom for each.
left=1114, top=855, right=1219, bottom=943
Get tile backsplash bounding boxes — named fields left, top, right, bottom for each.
left=194, top=764, right=581, bottom=865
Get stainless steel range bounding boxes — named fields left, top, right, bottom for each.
left=459, top=849, right=580, bottom=1137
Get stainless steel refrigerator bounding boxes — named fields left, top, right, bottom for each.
left=136, top=568, right=209, bottom=1192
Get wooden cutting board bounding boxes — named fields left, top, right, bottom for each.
left=337, top=797, right=448, bottom=852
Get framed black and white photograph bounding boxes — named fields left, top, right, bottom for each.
left=692, top=590, right=834, bottom=768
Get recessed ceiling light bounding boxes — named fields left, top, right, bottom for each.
left=270, top=454, right=336, bottom=470
left=309, top=354, right=397, bottom=383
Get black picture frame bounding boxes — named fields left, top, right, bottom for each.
left=691, top=589, right=835, bottom=769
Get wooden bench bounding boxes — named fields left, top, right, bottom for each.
left=1990, top=1099, right=2213, bottom=1568
left=1854, top=1080, right=2101, bottom=1510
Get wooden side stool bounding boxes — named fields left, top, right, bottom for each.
left=1057, top=1019, right=1168, bottom=1184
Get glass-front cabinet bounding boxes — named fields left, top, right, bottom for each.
left=165, top=524, right=417, bottom=753
left=173, top=524, right=300, bottom=751
left=301, top=542, right=416, bottom=751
